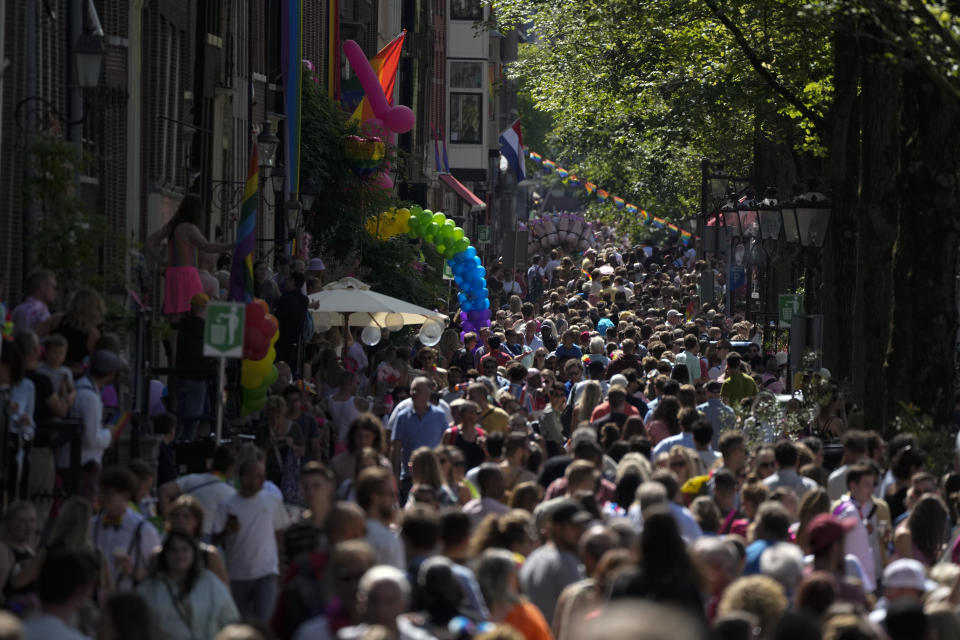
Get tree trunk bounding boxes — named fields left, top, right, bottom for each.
left=852, top=31, right=901, bottom=433
left=821, top=14, right=860, bottom=383
left=886, top=70, right=960, bottom=429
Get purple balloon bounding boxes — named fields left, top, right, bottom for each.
left=466, top=310, right=484, bottom=323
left=462, top=322, right=475, bottom=333
left=479, top=309, right=492, bottom=321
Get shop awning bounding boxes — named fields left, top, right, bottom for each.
left=439, top=173, right=487, bottom=211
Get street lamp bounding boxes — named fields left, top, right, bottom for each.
left=721, top=199, right=742, bottom=238
left=285, top=200, right=302, bottom=237
left=257, top=120, right=280, bottom=171
left=737, top=189, right=759, bottom=238
left=708, top=167, right=730, bottom=202
left=73, top=32, right=105, bottom=89
left=269, top=163, right=286, bottom=195
left=300, top=176, right=318, bottom=211
left=756, top=187, right=782, bottom=241
left=795, top=183, right=832, bottom=248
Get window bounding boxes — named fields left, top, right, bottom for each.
left=450, top=61, right=483, bottom=89
left=449, top=93, right=482, bottom=144
left=450, top=0, right=482, bottom=21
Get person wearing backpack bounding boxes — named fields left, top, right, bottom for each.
left=92, top=467, right=161, bottom=591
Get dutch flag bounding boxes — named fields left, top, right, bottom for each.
left=499, top=119, right=526, bottom=182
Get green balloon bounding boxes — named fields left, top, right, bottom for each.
left=246, top=385, right=268, bottom=400
left=432, top=212, right=446, bottom=225
left=264, top=365, right=279, bottom=387
left=444, top=218, right=455, bottom=227
left=436, top=243, right=446, bottom=254
left=456, top=238, right=469, bottom=252
left=416, top=210, right=431, bottom=226
left=407, top=228, right=418, bottom=239
left=423, top=209, right=433, bottom=217
left=424, top=233, right=434, bottom=244
left=453, top=227, right=465, bottom=241
left=444, top=248, right=456, bottom=259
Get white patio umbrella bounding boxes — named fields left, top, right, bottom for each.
left=309, top=277, right=447, bottom=354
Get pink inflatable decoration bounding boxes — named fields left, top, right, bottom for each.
left=342, top=40, right=415, bottom=190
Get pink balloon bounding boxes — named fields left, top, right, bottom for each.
left=343, top=41, right=390, bottom=119
left=384, top=106, right=415, bottom=134
left=375, top=171, right=394, bottom=190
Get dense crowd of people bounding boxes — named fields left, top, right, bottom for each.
left=3, top=235, right=960, bottom=640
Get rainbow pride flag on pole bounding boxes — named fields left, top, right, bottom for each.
left=568, top=175, right=580, bottom=186
left=542, top=159, right=555, bottom=173
left=596, top=189, right=608, bottom=203
left=584, top=182, right=596, bottom=194
left=557, top=167, right=569, bottom=178
left=352, top=31, right=406, bottom=122
left=613, top=196, right=625, bottom=210
left=229, top=144, right=259, bottom=302
left=625, top=203, right=637, bottom=214
left=652, top=217, right=666, bottom=229
left=528, top=151, right=542, bottom=163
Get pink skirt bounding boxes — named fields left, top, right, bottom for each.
left=164, top=266, right=204, bottom=314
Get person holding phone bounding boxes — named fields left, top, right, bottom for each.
left=212, top=450, right=289, bottom=622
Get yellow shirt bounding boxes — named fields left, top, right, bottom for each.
left=479, top=406, right=510, bottom=434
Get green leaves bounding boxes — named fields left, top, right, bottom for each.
left=493, top=0, right=834, bottom=228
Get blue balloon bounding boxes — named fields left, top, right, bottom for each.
left=481, top=299, right=489, bottom=309
left=480, top=288, right=489, bottom=299
left=476, top=267, right=486, bottom=278
left=465, top=247, right=477, bottom=259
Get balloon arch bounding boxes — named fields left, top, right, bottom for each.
left=367, top=205, right=491, bottom=335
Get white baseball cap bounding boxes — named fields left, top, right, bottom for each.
left=883, top=559, right=937, bottom=592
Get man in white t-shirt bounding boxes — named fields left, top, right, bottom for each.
left=159, top=444, right=237, bottom=539
left=213, top=453, right=290, bottom=621
left=23, top=549, right=100, bottom=640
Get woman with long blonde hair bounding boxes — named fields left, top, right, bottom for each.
left=571, top=381, right=603, bottom=429
left=405, top=447, right=457, bottom=508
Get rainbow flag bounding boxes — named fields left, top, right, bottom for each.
left=584, top=182, right=596, bottom=194
left=680, top=230, right=692, bottom=245
left=229, top=144, right=259, bottom=302
left=109, top=411, right=132, bottom=442
left=581, top=268, right=592, bottom=280
left=568, top=175, right=580, bottom=187
left=529, top=152, right=542, bottom=163
left=613, top=196, right=625, bottom=209
left=351, top=31, right=406, bottom=122
left=640, top=209, right=649, bottom=221
left=597, top=189, right=608, bottom=203
left=667, top=223, right=679, bottom=233
left=652, top=217, right=666, bottom=229
left=625, top=203, right=637, bottom=214
left=542, top=159, right=555, bottom=173
left=557, top=167, right=569, bottom=178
